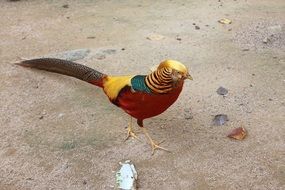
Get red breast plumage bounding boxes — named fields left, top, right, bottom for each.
left=116, top=84, right=183, bottom=120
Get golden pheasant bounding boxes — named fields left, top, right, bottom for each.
left=17, top=58, right=192, bottom=154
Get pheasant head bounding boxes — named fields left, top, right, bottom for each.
left=146, top=60, right=192, bottom=93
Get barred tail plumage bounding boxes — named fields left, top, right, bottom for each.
left=17, top=58, right=106, bottom=87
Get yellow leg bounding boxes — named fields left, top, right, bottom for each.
left=141, top=127, right=170, bottom=155
left=125, top=117, right=140, bottom=141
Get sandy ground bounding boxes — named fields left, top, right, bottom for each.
left=0, top=0, right=284, bottom=189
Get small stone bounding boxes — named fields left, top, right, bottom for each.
left=121, top=48, right=125, bottom=51
left=213, top=114, right=229, bottom=126
left=227, top=127, right=247, bottom=140
left=83, top=180, right=87, bottom=185
left=39, top=115, right=44, bottom=120
left=87, top=36, right=96, bottom=39
left=62, top=4, right=69, bottom=8
left=216, top=86, right=228, bottom=96
left=195, top=26, right=200, bottom=30
left=262, top=37, right=269, bottom=44
left=176, top=37, right=182, bottom=41
left=242, top=48, right=250, bottom=51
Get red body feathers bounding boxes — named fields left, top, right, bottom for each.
left=115, top=85, right=183, bottom=120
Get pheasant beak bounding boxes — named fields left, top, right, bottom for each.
left=186, top=73, right=193, bottom=80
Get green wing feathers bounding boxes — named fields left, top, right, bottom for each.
left=130, top=75, right=152, bottom=93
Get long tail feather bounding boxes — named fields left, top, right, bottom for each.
left=16, top=58, right=106, bottom=87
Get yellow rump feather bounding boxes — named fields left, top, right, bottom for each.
left=103, top=75, right=134, bottom=100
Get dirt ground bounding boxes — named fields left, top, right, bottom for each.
left=0, top=0, right=284, bottom=189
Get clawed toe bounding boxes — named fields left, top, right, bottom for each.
left=125, top=129, right=141, bottom=142
left=150, top=140, right=170, bottom=155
